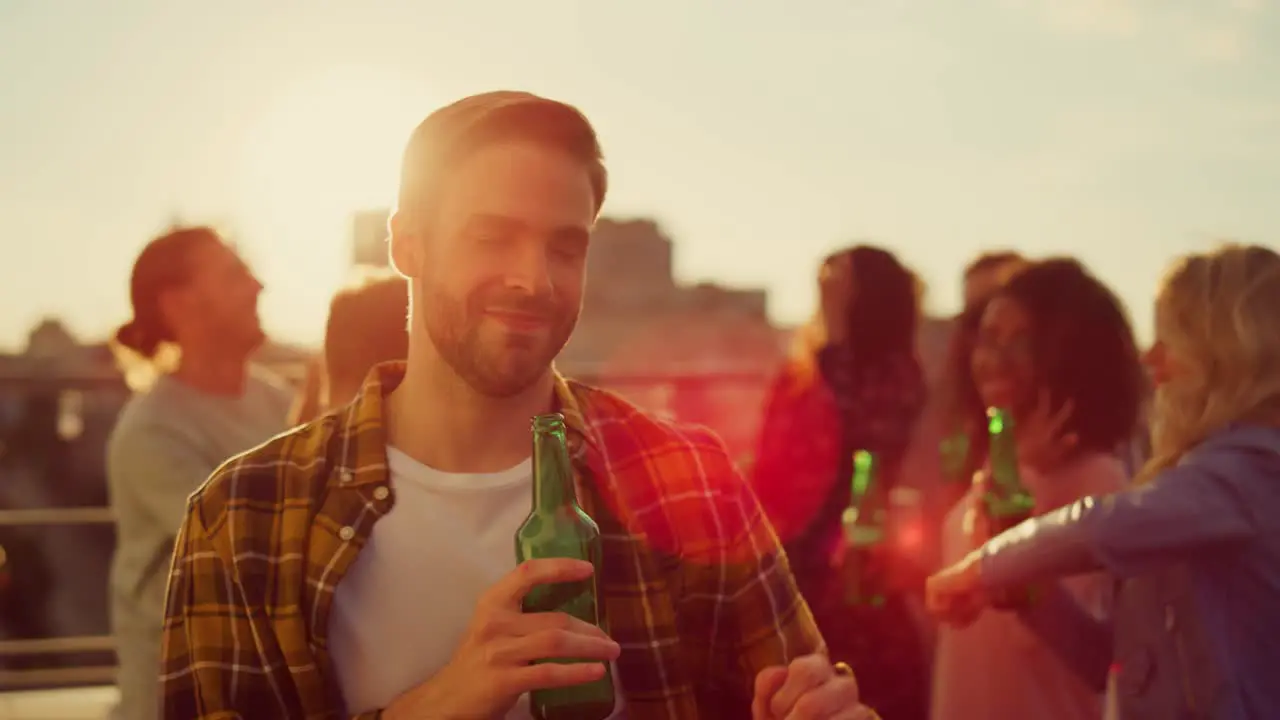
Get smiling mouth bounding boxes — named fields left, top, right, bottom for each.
left=486, top=310, right=549, bottom=332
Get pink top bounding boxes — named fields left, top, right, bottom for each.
left=931, top=452, right=1128, bottom=720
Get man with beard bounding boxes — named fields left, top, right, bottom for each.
left=107, top=226, right=294, bottom=720
left=159, top=92, right=873, bottom=719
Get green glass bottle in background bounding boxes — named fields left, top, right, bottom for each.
left=982, top=407, right=1037, bottom=609
left=515, top=413, right=615, bottom=720
left=939, top=430, right=971, bottom=485
left=840, top=450, right=887, bottom=607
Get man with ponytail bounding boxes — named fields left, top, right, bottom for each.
left=106, top=226, right=293, bottom=720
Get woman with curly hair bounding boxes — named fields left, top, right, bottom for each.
left=930, top=257, right=1145, bottom=720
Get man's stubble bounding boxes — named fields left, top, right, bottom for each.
left=414, top=273, right=578, bottom=398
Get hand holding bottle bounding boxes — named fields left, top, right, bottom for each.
left=383, top=558, right=620, bottom=720
left=963, top=469, right=995, bottom=550
left=925, top=551, right=987, bottom=628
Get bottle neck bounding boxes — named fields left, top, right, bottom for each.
left=987, top=410, right=1022, bottom=489
left=989, top=428, right=1023, bottom=490
left=531, top=426, right=578, bottom=512
left=849, top=452, right=876, bottom=511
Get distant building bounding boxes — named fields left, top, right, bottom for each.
left=563, top=218, right=777, bottom=371
left=561, top=218, right=786, bottom=455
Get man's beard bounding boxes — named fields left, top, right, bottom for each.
left=418, top=276, right=576, bottom=398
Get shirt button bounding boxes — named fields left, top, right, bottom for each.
left=339, top=526, right=355, bottom=542
left=373, top=486, right=389, bottom=501
left=339, top=469, right=353, bottom=484
left=1164, top=604, right=1176, bottom=630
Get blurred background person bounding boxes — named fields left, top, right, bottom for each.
left=105, top=226, right=294, bottom=720
left=928, top=243, right=1280, bottom=720
left=750, top=244, right=930, bottom=719
left=937, top=252, right=1028, bottom=487
left=961, top=251, right=1025, bottom=310
left=890, top=250, right=1030, bottom=683
left=905, top=251, right=1029, bottom=586
left=931, top=258, right=1145, bottom=720
left=290, top=266, right=410, bottom=424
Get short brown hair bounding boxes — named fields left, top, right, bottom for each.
left=324, top=267, right=410, bottom=391
left=395, top=91, right=607, bottom=224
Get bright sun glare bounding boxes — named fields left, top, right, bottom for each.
left=236, top=64, right=429, bottom=345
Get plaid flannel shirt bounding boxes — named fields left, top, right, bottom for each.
left=159, top=363, right=825, bottom=719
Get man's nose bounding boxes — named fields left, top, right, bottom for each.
left=502, top=244, right=553, bottom=296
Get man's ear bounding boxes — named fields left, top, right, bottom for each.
left=388, top=210, right=422, bottom=278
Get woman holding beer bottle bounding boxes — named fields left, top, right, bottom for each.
left=750, top=244, right=929, bottom=718
left=930, top=258, right=1145, bottom=720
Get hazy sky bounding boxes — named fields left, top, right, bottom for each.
left=2, top=0, right=1277, bottom=351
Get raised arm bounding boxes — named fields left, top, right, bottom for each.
left=981, top=453, right=1258, bottom=590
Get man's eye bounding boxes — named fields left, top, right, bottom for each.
left=551, top=244, right=585, bottom=261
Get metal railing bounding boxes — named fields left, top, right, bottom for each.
left=0, top=508, right=113, bottom=527
left=0, top=366, right=776, bottom=692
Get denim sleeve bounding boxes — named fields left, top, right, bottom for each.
left=980, top=458, right=1257, bottom=587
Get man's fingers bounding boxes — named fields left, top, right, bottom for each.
left=752, top=666, right=788, bottom=720
left=782, top=675, right=860, bottom=720
left=502, top=661, right=609, bottom=697
left=770, top=655, right=830, bottom=718
left=485, top=558, right=595, bottom=608
left=488, top=629, right=621, bottom=666
left=501, top=611, right=611, bottom=640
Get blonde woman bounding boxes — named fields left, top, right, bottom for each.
left=927, top=243, right=1280, bottom=719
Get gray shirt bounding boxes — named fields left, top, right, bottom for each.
left=106, top=366, right=292, bottom=719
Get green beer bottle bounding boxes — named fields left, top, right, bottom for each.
left=840, top=450, right=887, bottom=607
left=939, top=430, right=971, bottom=485
left=983, top=407, right=1037, bottom=608
left=515, top=413, right=616, bottom=720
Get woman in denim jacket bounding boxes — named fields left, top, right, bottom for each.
left=928, top=244, right=1280, bottom=719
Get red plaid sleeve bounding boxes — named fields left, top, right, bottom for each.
left=664, top=425, right=827, bottom=714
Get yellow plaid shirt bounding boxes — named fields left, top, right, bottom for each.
left=159, top=363, right=825, bottom=719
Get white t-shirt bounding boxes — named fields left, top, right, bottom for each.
left=328, top=447, right=626, bottom=718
